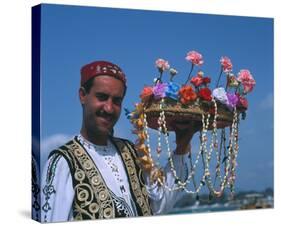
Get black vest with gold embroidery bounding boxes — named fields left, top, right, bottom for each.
left=49, top=136, right=152, bottom=220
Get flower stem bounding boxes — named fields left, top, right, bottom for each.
left=155, top=71, right=163, bottom=85
left=169, top=75, right=174, bottom=82
left=184, top=64, right=194, bottom=85
left=216, top=67, right=223, bottom=88
left=159, top=71, right=163, bottom=82
left=235, top=81, right=241, bottom=94
left=225, top=73, right=229, bottom=91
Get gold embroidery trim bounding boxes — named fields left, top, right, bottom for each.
left=63, top=140, right=115, bottom=219
left=115, top=139, right=151, bottom=216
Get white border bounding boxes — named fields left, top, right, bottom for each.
left=1, top=1, right=279, bottom=226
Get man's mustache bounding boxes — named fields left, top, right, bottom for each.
left=96, top=110, right=115, bottom=118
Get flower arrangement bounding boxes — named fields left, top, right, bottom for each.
left=138, top=51, right=255, bottom=110
left=126, top=50, right=256, bottom=197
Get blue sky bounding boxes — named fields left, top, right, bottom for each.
left=39, top=4, right=273, bottom=192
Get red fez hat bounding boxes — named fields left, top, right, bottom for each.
left=80, top=60, right=127, bottom=86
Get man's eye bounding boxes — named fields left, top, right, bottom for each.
left=114, top=98, right=123, bottom=106
left=96, top=94, right=108, bottom=101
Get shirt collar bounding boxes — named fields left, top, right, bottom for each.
left=77, top=134, right=114, bottom=154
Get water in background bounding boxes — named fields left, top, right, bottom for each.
left=169, top=189, right=274, bottom=215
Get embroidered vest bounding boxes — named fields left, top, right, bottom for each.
left=49, top=136, right=152, bottom=220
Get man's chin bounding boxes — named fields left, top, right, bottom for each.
left=88, top=121, right=115, bottom=137
left=97, top=127, right=113, bottom=136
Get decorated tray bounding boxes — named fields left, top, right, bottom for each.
left=125, top=51, right=256, bottom=197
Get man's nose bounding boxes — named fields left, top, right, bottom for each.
left=104, top=100, right=114, bottom=114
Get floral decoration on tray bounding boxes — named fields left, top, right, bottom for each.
left=125, top=50, right=256, bottom=197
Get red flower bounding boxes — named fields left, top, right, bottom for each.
left=202, top=77, right=211, bottom=85
left=237, top=94, right=248, bottom=109
left=190, top=76, right=203, bottom=87
left=179, top=85, right=197, bottom=104
left=140, top=86, right=153, bottom=102
left=198, top=87, right=212, bottom=101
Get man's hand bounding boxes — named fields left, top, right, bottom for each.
left=173, top=121, right=202, bottom=155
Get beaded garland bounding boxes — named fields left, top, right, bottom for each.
left=127, top=51, right=255, bottom=198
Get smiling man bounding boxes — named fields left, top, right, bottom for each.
left=80, top=71, right=125, bottom=145
left=41, top=60, right=199, bottom=222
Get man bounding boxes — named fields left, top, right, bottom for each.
left=41, top=60, right=198, bottom=222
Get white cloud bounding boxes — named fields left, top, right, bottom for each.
left=259, top=92, right=273, bottom=110
left=42, top=134, right=73, bottom=154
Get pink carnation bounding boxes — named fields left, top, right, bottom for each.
left=220, top=56, right=233, bottom=72
left=185, top=51, right=204, bottom=66
left=237, top=69, right=256, bottom=93
left=155, top=58, right=170, bottom=71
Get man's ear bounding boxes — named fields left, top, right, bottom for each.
left=79, top=87, right=87, bottom=105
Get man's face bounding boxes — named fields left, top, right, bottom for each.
left=80, top=75, right=125, bottom=137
